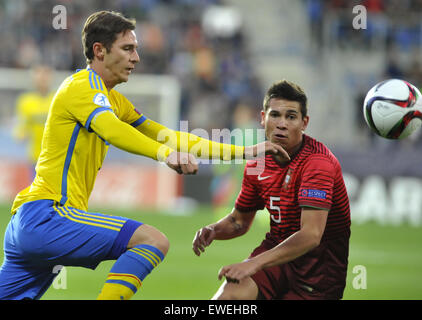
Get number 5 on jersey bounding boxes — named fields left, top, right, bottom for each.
left=269, top=196, right=281, bottom=223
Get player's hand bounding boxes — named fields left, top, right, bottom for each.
left=217, top=259, right=260, bottom=283
left=192, top=226, right=216, bottom=256
left=165, top=151, right=198, bottom=175
left=244, top=141, right=290, bottom=161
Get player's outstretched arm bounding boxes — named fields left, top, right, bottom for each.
left=192, top=208, right=256, bottom=256
left=90, top=111, right=198, bottom=174
left=134, top=118, right=290, bottom=161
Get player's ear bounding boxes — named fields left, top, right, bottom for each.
left=260, top=110, right=266, bottom=127
left=302, top=115, right=309, bottom=132
left=93, top=42, right=105, bottom=61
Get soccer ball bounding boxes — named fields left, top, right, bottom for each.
left=363, top=79, right=422, bottom=139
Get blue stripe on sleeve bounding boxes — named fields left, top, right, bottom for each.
left=60, top=123, right=82, bottom=205
left=98, top=136, right=111, bottom=146
left=85, top=107, right=113, bottom=132
left=130, top=115, right=147, bottom=128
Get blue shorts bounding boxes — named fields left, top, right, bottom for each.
left=0, top=200, right=142, bottom=300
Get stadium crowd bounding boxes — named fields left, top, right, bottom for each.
left=0, top=0, right=263, bottom=133
left=305, top=0, right=422, bottom=52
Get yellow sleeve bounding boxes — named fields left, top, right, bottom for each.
left=90, top=110, right=174, bottom=162
left=135, top=118, right=245, bottom=161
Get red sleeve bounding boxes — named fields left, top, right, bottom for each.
left=298, top=154, right=335, bottom=210
left=234, top=165, right=266, bottom=212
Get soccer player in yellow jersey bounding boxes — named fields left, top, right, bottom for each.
left=0, top=11, right=287, bottom=300
left=14, top=65, right=55, bottom=167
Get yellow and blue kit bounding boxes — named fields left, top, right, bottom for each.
left=0, top=67, right=245, bottom=300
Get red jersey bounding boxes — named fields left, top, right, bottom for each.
left=235, top=134, right=351, bottom=243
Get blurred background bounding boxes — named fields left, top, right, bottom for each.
left=0, top=0, right=421, bottom=300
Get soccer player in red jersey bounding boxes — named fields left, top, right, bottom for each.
left=192, top=80, right=351, bottom=300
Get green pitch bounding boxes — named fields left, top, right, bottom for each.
left=0, top=203, right=421, bottom=300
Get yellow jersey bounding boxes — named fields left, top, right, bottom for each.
left=14, top=91, right=54, bottom=163
left=11, top=68, right=144, bottom=213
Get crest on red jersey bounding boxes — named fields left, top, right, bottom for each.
left=282, top=168, right=293, bottom=190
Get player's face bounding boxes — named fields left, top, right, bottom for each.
left=103, top=30, right=140, bottom=85
left=261, top=98, right=309, bottom=155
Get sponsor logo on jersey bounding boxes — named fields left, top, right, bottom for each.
left=257, top=174, right=271, bottom=181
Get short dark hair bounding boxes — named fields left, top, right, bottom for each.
left=263, top=80, right=308, bottom=118
left=82, top=11, right=136, bottom=64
